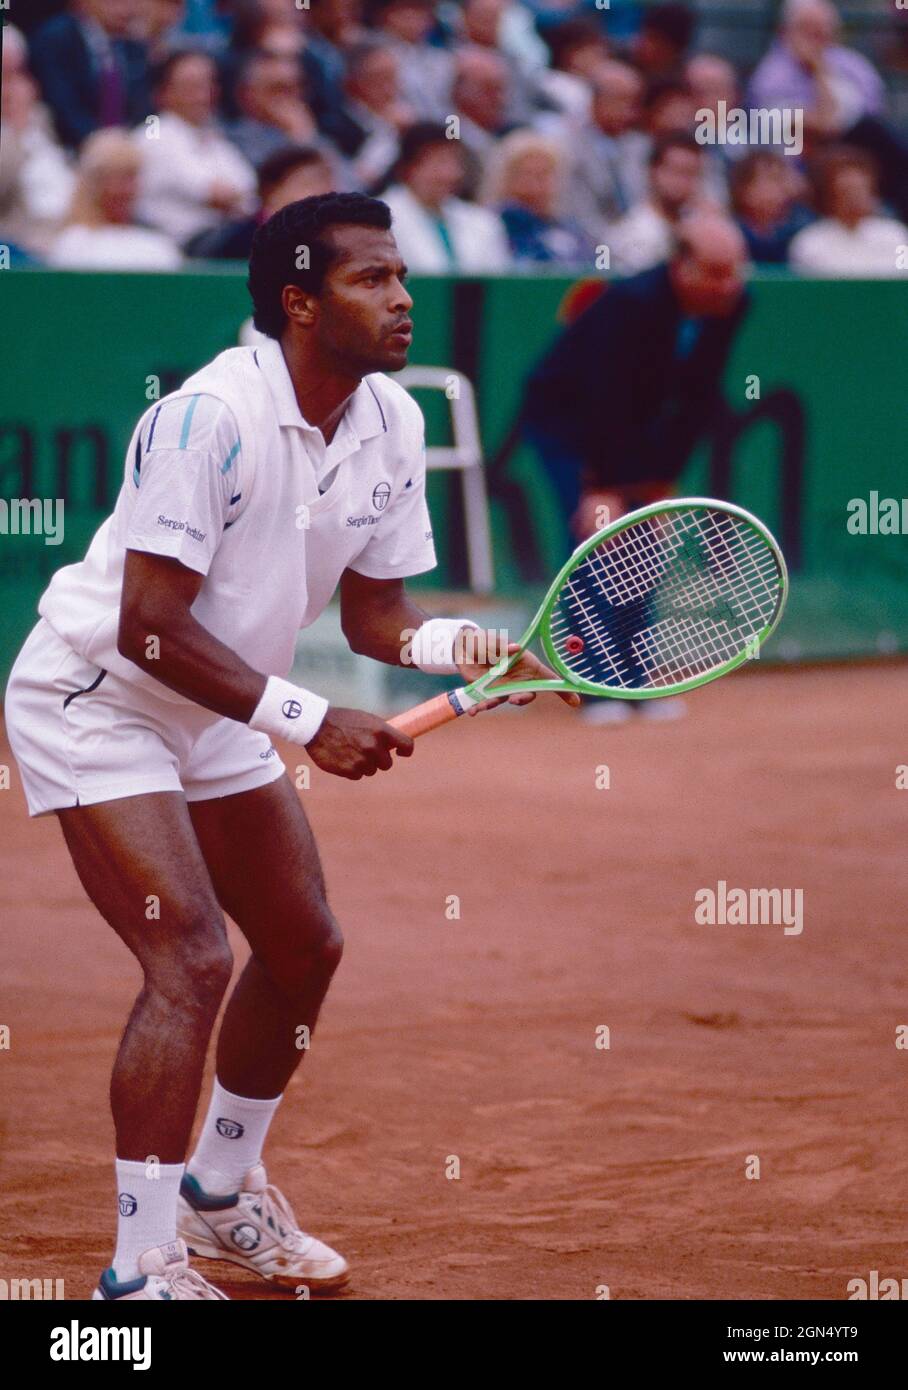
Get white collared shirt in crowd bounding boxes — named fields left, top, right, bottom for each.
left=133, top=111, right=257, bottom=247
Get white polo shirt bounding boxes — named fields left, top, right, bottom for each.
left=38, top=338, right=438, bottom=705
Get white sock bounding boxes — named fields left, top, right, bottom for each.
left=112, top=1159, right=184, bottom=1282
left=187, top=1080, right=283, bottom=1196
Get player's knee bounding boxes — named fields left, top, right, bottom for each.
left=274, top=906, right=343, bottom=996
left=160, top=917, right=233, bottom=1009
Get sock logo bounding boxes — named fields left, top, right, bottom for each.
left=216, top=1117, right=244, bottom=1139
left=118, top=1193, right=138, bottom=1217
left=230, top=1223, right=261, bottom=1252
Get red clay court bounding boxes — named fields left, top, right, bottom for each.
left=2, top=660, right=905, bottom=1300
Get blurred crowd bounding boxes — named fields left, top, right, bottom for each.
left=3, top=0, right=908, bottom=276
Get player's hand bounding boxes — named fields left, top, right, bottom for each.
left=455, top=630, right=581, bottom=716
left=305, top=707, right=414, bottom=779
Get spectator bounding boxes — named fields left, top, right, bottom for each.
left=608, top=132, right=707, bottom=274
left=642, top=76, right=696, bottom=139
left=480, top=129, right=594, bottom=267
left=226, top=50, right=319, bottom=167
left=367, top=0, right=455, bottom=122
left=307, top=0, right=368, bottom=54
left=186, top=144, right=335, bottom=259
left=534, top=17, right=609, bottom=125
left=224, top=1, right=346, bottom=141
left=331, top=39, right=415, bottom=189
left=134, top=49, right=256, bottom=246
left=748, top=0, right=908, bottom=225
left=0, top=24, right=76, bottom=256
left=747, top=0, right=886, bottom=138
left=457, top=0, right=538, bottom=124
left=450, top=46, right=522, bottom=197
left=566, top=59, right=648, bottom=242
left=730, top=151, right=812, bottom=265
left=789, top=146, right=908, bottom=277
left=629, top=3, right=696, bottom=82
left=686, top=52, right=741, bottom=206
left=48, top=127, right=182, bottom=268
left=28, top=0, right=152, bottom=150
left=379, top=120, right=511, bottom=270
left=140, top=0, right=190, bottom=61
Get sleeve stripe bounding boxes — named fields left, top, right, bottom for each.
left=145, top=403, right=163, bottom=451
left=178, top=395, right=202, bottom=449
left=220, top=439, right=241, bottom=475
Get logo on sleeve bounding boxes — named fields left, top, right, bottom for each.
left=372, top=480, right=391, bottom=511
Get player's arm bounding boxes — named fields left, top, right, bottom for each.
left=338, top=569, right=577, bottom=713
left=118, top=550, right=412, bottom=778
left=118, top=550, right=266, bottom=721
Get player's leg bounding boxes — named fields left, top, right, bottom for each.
left=57, top=791, right=234, bottom=1295
left=188, top=773, right=341, bottom=1100
left=176, top=773, right=349, bottom=1290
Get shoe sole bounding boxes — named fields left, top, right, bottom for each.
left=185, top=1239, right=351, bottom=1293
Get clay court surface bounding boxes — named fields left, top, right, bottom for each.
left=1, top=661, right=906, bottom=1301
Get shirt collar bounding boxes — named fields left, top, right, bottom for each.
left=254, top=337, right=388, bottom=443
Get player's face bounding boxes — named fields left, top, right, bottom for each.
left=316, top=225, right=414, bottom=374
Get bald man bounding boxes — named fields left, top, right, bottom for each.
left=451, top=47, right=523, bottom=198
left=747, top=0, right=885, bottom=138
left=522, top=213, right=749, bottom=544
left=568, top=60, right=650, bottom=242
left=746, top=0, right=908, bottom=221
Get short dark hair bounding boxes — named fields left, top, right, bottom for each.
left=729, top=149, right=785, bottom=206
left=641, top=3, right=696, bottom=50
left=811, top=144, right=879, bottom=213
left=542, top=17, right=606, bottom=70
left=150, top=47, right=214, bottom=93
left=649, top=130, right=701, bottom=168
left=247, top=191, right=392, bottom=339
left=255, top=144, right=330, bottom=198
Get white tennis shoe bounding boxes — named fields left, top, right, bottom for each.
left=177, top=1163, right=350, bottom=1293
left=93, top=1238, right=229, bottom=1299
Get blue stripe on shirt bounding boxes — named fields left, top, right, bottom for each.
left=220, top=439, right=241, bottom=475
left=178, top=395, right=201, bottom=449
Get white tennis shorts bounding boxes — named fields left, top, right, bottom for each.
left=4, top=618, right=286, bottom=817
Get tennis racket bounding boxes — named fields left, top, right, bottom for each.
left=389, top=497, right=788, bottom=738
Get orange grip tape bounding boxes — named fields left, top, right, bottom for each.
left=388, top=692, right=462, bottom=739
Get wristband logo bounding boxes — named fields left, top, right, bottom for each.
left=282, top=699, right=303, bottom=719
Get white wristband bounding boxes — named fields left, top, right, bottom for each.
left=249, top=675, right=329, bottom=747
left=408, top=618, right=482, bottom=675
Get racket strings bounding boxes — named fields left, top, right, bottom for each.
left=549, top=508, right=783, bottom=691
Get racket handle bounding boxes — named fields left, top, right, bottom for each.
left=387, top=690, right=467, bottom=738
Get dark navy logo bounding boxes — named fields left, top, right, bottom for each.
left=404, top=478, right=413, bottom=489
left=230, top=1223, right=261, bottom=1252
left=372, top=481, right=391, bottom=512
left=281, top=700, right=302, bottom=720
left=118, top=1192, right=138, bottom=1217
left=216, top=1117, right=245, bottom=1139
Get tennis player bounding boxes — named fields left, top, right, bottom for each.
left=4, top=192, right=577, bottom=1301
